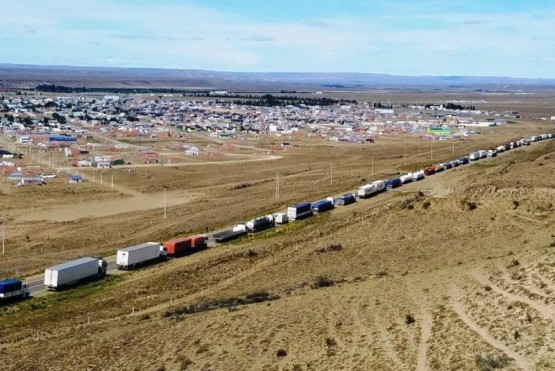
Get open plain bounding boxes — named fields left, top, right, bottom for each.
left=0, top=91, right=554, bottom=371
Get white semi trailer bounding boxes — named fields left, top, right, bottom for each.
left=44, top=257, right=108, bottom=290
left=116, top=242, right=166, bottom=270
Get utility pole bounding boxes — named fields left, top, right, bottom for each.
left=164, top=188, right=167, bottom=219
left=452, top=139, right=455, bottom=154
left=371, top=156, right=374, bottom=177
left=1, top=218, right=5, bottom=255
left=275, top=172, right=280, bottom=198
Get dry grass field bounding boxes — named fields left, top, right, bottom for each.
left=0, top=120, right=554, bottom=370
left=0, top=119, right=550, bottom=278
left=0, top=89, right=554, bottom=371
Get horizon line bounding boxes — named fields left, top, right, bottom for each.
left=1, top=62, right=554, bottom=81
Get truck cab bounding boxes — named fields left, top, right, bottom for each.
left=98, top=259, right=108, bottom=277
left=0, top=279, right=30, bottom=301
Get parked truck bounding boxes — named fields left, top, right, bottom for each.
left=469, top=152, right=480, bottom=161
left=274, top=213, right=289, bottom=224
left=424, top=166, right=436, bottom=176
left=335, top=193, right=356, bottom=206
left=44, top=257, right=108, bottom=290
left=411, top=171, right=425, bottom=181
left=385, top=177, right=402, bottom=190
left=372, top=180, right=386, bottom=193
left=163, top=234, right=207, bottom=257
left=358, top=183, right=377, bottom=198
left=358, top=180, right=385, bottom=198
left=246, top=215, right=275, bottom=233
left=0, top=279, right=30, bottom=302
left=312, top=197, right=335, bottom=213
left=213, top=224, right=247, bottom=243
left=458, top=156, right=470, bottom=164
left=400, top=174, right=413, bottom=184
left=116, top=242, right=166, bottom=270
left=287, top=201, right=313, bottom=220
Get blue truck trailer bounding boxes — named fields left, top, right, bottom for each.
left=311, top=198, right=335, bottom=213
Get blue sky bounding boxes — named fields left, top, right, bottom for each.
left=1, top=0, right=555, bottom=78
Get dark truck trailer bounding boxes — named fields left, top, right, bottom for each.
left=385, top=177, right=402, bottom=190
left=335, top=193, right=356, bottom=206
left=311, top=198, right=334, bottom=213
left=213, top=225, right=247, bottom=243
left=246, top=215, right=275, bottom=233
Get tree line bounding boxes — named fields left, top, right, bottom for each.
left=424, top=102, right=476, bottom=110
left=213, top=94, right=357, bottom=107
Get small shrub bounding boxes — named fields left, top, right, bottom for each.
left=325, top=337, right=337, bottom=357
left=508, top=259, right=520, bottom=268
left=512, top=200, right=520, bottom=209
left=246, top=249, right=258, bottom=258
left=312, top=276, right=335, bottom=289
left=139, top=314, right=151, bottom=321
left=276, top=349, right=288, bottom=358
left=316, top=244, right=343, bottom=254
left=474, top=352, right=512, bottom=370
left=422, top=201, right=431, bottom=209
left=484, top=285, right=492, bottom=292
left=178, top=357, right=193, bottom=370
left=325, top=337, right=337, bottom=347
left=549, top=241, right=555, bottom=248
left=376, top=271, right=389, bottom=278
left=405, top=314, right=416, bottom=325
left=327, top=244, right=343, bottom=252
left=196, top=344, right=209, bottom=354
left=231, top=182, right=252, bottom=190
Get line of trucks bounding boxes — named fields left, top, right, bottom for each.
left=1, top=133, right=554, bottom=303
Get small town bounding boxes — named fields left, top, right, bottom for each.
left=1, top=92, right=524, bottom=185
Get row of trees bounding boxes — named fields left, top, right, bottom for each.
left=423, top=102, right=476, bottom=110
left=373, top=102, right=393, bottom=109
left=215, top=94, right=357, bottom=107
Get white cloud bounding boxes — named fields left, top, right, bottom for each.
left=0, top=0, right=554, bottom=77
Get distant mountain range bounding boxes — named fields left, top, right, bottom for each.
left=1, top=63, right=555, bottom=91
